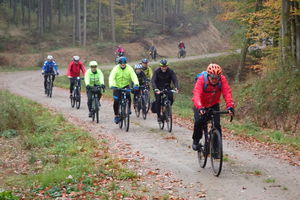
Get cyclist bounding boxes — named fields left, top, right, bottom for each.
left=67, top=56, right=86, bottom=98
left=152, top=59, right=179, bottom=122
left=42, top=55, right=59, bottom=94
left=141, top=58, right=153, bottom=81
left=192, top=64, right=234, bottom=151
left=178, top=41, right=186, bottom=57
left=109, top=57, right=139, bottom=124
left=84, top=61, right=105, bottom=118
left=115, top=45, right=125, bottom=57
left=149, top=45, right=157, bottom=60
left=133, top=63, right=147, bottom=108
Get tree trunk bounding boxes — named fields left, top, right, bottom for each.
left=12, top=0, right=17, bottom=26
left=98, top=1, right=103, bottom=40
left=49, top=0, right=52, bottom=31
left=38, top=0, right=44, bottom=36
left=73, top=0, right=76, bottom=45
left=58, top=0, right=61, bottom=24
left=281, top=0, right=291, bottom=67
left=161, top=0, right=165, bottom=31
left=27, top=0, right=31, bottom=29
left=294, top=2, right=300, bottom=67
left=83, top=0, right=86, bottom=47
left=22, top=0, right=25, bottom=25
left=110, top=0, right=116, bottom=44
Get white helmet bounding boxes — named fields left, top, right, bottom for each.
left=134, top=64, right=143, bottom=69
left=73, top=56, right=80, bottom=61
left=47, top=55, right=53, bottom=60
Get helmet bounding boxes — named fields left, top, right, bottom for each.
left=47, top=55, right=53, bottom=60
left=89, top=61, right=98, bottom=67
left=207, top=64, right=222, bottom=75
left=73, top=56, right=80, bottom=61
left=118, top=57, right=127, bottom=64
left=160, top=59, right=168, bottom=66
left=134, top=64, right=143, bottom=69
left=141, top=58, right=148, bottom=64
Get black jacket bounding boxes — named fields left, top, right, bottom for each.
left=152, top=67, right=179, bottom=90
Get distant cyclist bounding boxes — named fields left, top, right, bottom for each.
left=85, top=61, right=105, bottom=118
left=115, top=45, right=125, bottom=57
left=133, top=63, right=147, bottom=107
left=152, top=59, right=179, bottom=122
left=178, top=41, right=185, bottom=50
left=67, top=56, right=86, bottom=98
left=191, top=64, right=234, bottom=151
left=42, top=55, right=59, bottom=94
left=109, top=57, right=139, bottom=124
left=149, top=45, right=157, bottom=61
left=178, top=41, right=186, bottom=57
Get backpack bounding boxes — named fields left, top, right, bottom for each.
left=195, top=71, right=221, bottom=91
left=151, top=101, right=157, bottom=113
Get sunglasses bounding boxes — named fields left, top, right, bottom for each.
left=91, top=66, right=97, bottom=68
left=209, top=74, right=220, bottom=80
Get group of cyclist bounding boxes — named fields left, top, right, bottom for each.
left=41, top=47, right=234, bottom=151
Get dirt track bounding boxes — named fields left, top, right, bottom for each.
left=0, top=69, right=299, bottom=200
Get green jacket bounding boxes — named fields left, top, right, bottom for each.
left=84, top=68, right=104, bottom=86
left=143, top=66, right=153, bottom=79
left=109, top=64, right=139, bottom=88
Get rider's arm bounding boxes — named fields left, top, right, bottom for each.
left=84, top=70, right=91, bottom=86
left=148, top=67, right=153, bottom=79
left=80, top=62, right=86, bottom=76
left=151, top=69, right=158, bottom=89
left=98, top=69, right=104, bottom=85
left=192, top=76, right=205, bottom=110
left=220, top=75, right=235, bottom=109
left=67, top=62, right=72, bottom=77
left=53, top=61, right=59, bottom=73
left=170, top=70, right=179, bottom=89
left=42, top=61, right=47, bottom=72
left=129, top=67, right=139, bottom=86
left=109, top=67, right=117, bottom=88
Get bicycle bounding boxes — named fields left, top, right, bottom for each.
left=177, top=48, right=186, bottom=58
left=116, top=88, right=131, bottom=132
left=134, top=85, right=150, bottom=120
left=157, top=89, right=176, bottom=132
left=44, top=72, right=55, bottom=98
left=70, top=77, right=83, bottom=109
left=90, top=85, right=105, bottom=123
left=197, top=108, right=233, bottom=177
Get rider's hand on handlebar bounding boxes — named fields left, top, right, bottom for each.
left=154, top=89, right=160, bottom=94
left=227, top=107, right=235, bottom=116
left=68, top=76, right=72, bottom=78
left=174, top=88, right=179, bottom=93
left=199, top=107, right=206, bottom=115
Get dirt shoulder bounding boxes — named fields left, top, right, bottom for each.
left=0, top=71, right=299, bottom=200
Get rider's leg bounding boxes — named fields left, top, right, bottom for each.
left=155, top=93, right=162, bottom=121
left=212, top=104, right=221, bottom=135
left=70, top=78, right=75, bottom=95
left=44, top=75, right=47, bottom=92
left=192, top=107, right=206, bottom=150
left=86, top=88, right=93, bottom=112
left=167, top=91, right=174, bottom=105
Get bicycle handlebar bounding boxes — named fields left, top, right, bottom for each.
left=208, top=109, right=233, bottom=122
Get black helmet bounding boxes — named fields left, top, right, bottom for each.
left=141, top=58, right=148, bottom=64
left=160, top=59, right=168, bottom=66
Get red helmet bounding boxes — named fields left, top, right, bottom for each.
left=207, top=64, right=222, bottom=75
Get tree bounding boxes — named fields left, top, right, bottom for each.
left=110, top=0, right=116, bottom=44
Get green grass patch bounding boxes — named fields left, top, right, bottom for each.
left=0, top=90, right=158, bottom=199
left=0, top=66, right=39, bottom=72
left=264, top=178, right=275, bottom=183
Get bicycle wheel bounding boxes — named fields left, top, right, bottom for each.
left=71, top=89, right=76, bottom=108
left=49, top=79, right=53, bottom=98
left=119, top=103, right=124, bottom=129
left=95, top=99, right=99, bottom=123
left=46, top=77, right=50, bottom=97
left=166, top=105, right=173, bottom=132
left=210, top=128, right=223, bottom=177
left=134, top=97, right=141, bottom=118
left=197, top=132, right=208, bottom=168
left=145, top=91, right=151, bottom=113
left=159, top=108, right=164, bottom=130
left=125, top=101, right=130, bottom=132
left=75, top=89, right=81, bottom=109
left=92, top=96, right=96, bottom=122
left=141, top=95, right=147, bottom=120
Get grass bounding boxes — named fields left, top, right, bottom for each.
left=264, top=178, right=276, bottom=183
left=0, top=90, right=165, bottom=199
left=0, top=65, right=40, bottom=72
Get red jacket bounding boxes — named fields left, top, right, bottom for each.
left=192, top=75, right=234, bottom=110
left=67, top=61, right=86, bottom=77
left=178, top=42, right=185, bottom=49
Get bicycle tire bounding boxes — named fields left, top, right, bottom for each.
left=197, top=131, right=208, bottom=168
left=125, top=101, right=130, bottom=132
left=46, top=77, right=50, bottom=97
left=92, top=96, right=96, bottom=122
left=159, top=107, right=164, bottom=130
left=134, top=97, right=141, bottom=118
left=71, top=89, right=76, bottom=108
left=95, top=99, right=99, bottom=123
left=145, top=91, right=151, bottom=113
left=49, top=77, right=53, bottom=98
left=119, top=102, right=124, bottom=129
left=166, top=104, right=172, bottom=132
left=141, top=95, right=147, bottom=120
left=75, top=89, right=81, bottom=109
left=210, top=128, right=223, bottom=177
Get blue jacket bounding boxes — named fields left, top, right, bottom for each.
left=42, top=61, right=58, bottom=73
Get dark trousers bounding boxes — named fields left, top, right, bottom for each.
left=192, top=104, right=221, bottom=143
left=44, top=75, right=55, bottom=90
left=69, top=78, right=81, bottom=94
left=154, top=91, right=173, bottom=118
left=86, top=88, right=101, bottom=112
left=113, top=87, right=131, bottom=115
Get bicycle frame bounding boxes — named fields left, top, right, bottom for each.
left=116, top=88, right=131, bottom=132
